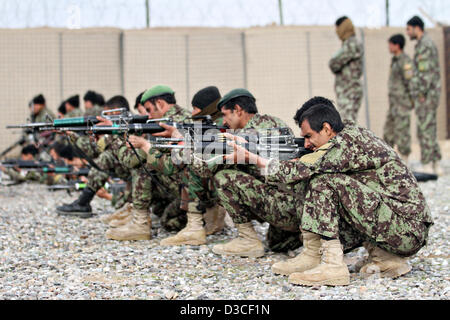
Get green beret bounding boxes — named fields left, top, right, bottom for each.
left=217, top=88, right=255, bottom=111
left=141, top=85, right=175, bottom=104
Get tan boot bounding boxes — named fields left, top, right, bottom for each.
left=271, top=231, right=321, bottom=275
left=360, top=242, right=411, bottom=278
left=289, top=239, right=350, bottom=286
left=212, top=222, right=264, bottom=258
left=109, top=214, right=132, bottom=228
left=100, top=202, right=132, bottom=225
left=204, top=205, right=225, bottom=236
left=105, top=208, right=151, bottom=241
left=159, top=213, right=206, bottom=246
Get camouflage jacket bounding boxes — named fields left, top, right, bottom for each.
left=65, top=108, right=84, bottom=118
left=146, top=104, right=192, bottom=174
left=329, top=36, right=363, bottom=91
left=84, top=105, right=104, bottom=117
left=265, top=120, right=433, bottom=225
left=410, top=33, right=441, bottom=100
left=389, top=52, right=414, bottom=101
left=191, top=113, right=293, bottom=179
left=32, top=107, right=56, bottom=123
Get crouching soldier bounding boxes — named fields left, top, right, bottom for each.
left=225, top=98, right=433, bottom=286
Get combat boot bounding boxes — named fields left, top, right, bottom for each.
left=204, top=205, right=225, bottom=235
left=360, top=242, right=411, bottom=278
left=289, top=239, right=350, bottom=286
left=212, top=222, right=264, bottom=258
left=159, top=212, right=206, bottom=246
left=105, top=208, right=151, bottom=241
left=56, top=187, right=95, bottom=218
left=271, top=231, right=321, bottom=275
left=100, top=202, right=133, bottom=225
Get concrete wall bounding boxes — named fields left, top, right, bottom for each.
left=0, top=26, right=447, bottom=155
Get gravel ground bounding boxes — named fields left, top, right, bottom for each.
left=0, top=161, right=449, bottom=300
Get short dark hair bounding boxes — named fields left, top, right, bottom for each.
left=148, top=93, right=176, bottom=106
left=58, top=145, right=75, bottom=161
left=299, top=104, right=344, bottom=133
left=407, top=16, right=424, bottom=31
left=49, top=142, right=66, bottom=154
left=105, top=95, right=130, bottom=111
left=83, top=90, right=105, bottom=106
left=66, top=95, right=80, bottom=108
left=389, top=34, right=406, bottom=50
left=58, top=101, right=66, bottom=115
left=294, top=96, right=336, bottom=126
left=222, top=96, right=258, bottom=114
left=336, top=16, right=348, bottom=26
left=21, top=144, right=39, bottom=156
left=134, top=91, right=145, bottom=109
left=30, top=94, right=45, bottom=106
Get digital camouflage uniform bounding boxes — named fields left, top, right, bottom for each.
left=409, top=33, right=442, bottom=164
left=329, top=35, right=364, bottom=122
left=65, top=108, right=84, bottom=118
left=264, top=120, right=433, bottom=257
left=383, top=52, right=414, bottom=156
left=141, top=104, right=192, bottom=230
left=86, top=134, right=136, bottom=198
left=202, top=113, right=303, bottom=252
left=84, top=105, right=104, bottom=117
left=32, top=107, right=56, bottom=123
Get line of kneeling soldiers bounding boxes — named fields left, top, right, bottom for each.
left=7, top=86, right=434, bottom=287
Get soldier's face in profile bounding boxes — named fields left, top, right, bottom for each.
left=191, top=106, right=202, bottom=116
left=136, top=104, right=148, bottom=116
left=20, top=153, right=34, bottom=161
left=221, top=106, right=241, bottom=129
left=300, top=120, right=333, bottom=151
left=144, top=100, right=164, bottom=119
left=388, top=42, right=398, bottom=54
left=406, top=25, right=416, bottom=40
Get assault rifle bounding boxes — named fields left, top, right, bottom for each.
left=48, top=179, right=126, bottom=198
left=151, top=128, right=313, bottom=161
left=0, top=160, right=90, bottom=176
left=38, top=115, right=228, bottom=136
left=6, top=108, right=150, bottom=131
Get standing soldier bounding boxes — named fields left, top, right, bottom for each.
left=406, top=16, right=443, bottom=175
left=383, top=34, right=414, bottom=163
left=329, top=16, right=364, bottom=122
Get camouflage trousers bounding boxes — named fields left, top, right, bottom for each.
left=301, top=173, right=430, bottom=257
left=336, top=87, right=363, bottom=122
left=214, top=169, right=303, bottom=252
left=133, top=163, right=186, bottom=231
left=383, top=96, right=412, bottom=156
left=181, top=166, right=219, bottom=213
left=415, top=94, right=442, bottom=164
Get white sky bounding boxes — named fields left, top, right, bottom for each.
left=0, top=0, right=448, bottom=29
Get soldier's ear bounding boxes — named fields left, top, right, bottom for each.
left=322, top=122, right=333, bottom=136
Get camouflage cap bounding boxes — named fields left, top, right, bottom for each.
left=141, top=85, right=175, bottom=104
left=216, top=88, right=255, bottom=111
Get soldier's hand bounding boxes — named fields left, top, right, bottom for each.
left=95, top=116, right=113, bottom=126
left=96, top=187, right=112, bottom=201
left=127, top=135, right=152, bottom=153
left=152, top=122, right=183, bottom=139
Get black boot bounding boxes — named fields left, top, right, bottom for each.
left=56, top=187, right=95, bottom=218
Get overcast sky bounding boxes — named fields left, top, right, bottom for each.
left=0, top=0, right=448, bottom=29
